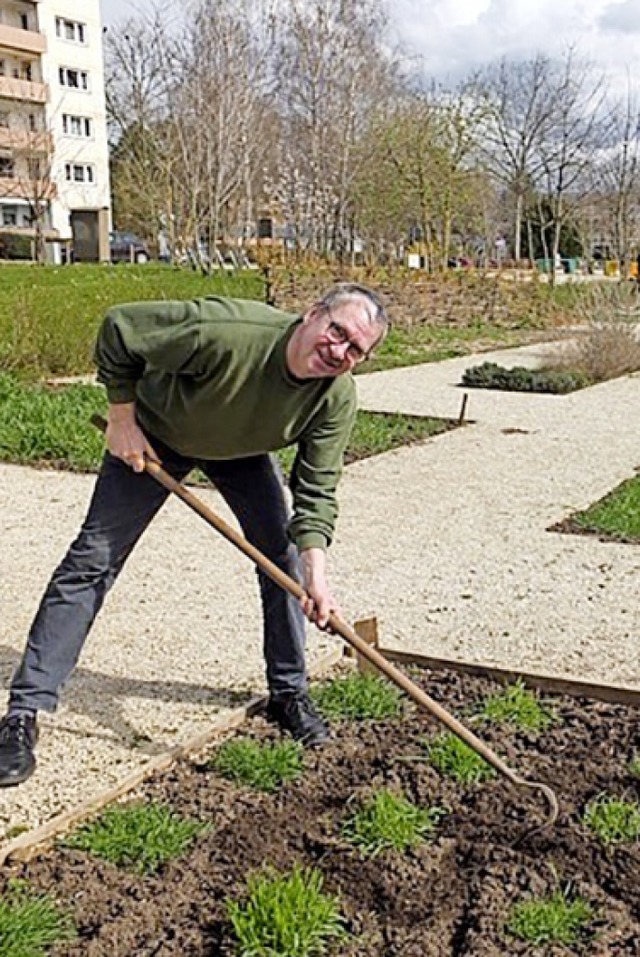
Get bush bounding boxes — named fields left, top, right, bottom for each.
left=461, top=361, right=587, bottom=393
left=0, top=233, right=32, bottom=261
left=546, top=284, right=640, bottom=382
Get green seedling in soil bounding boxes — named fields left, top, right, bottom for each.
left=506, top=889, right=594, bottom=946
left=227, top=864, right=346, bottom=957
left=311, top=672, right=402, bottom=721
left=629, top=756, right=640, bottom=779
left=583, top=794, right=640, bottom=845
left=211, top=738, right=304, bottom=792
left=425, top=732, right=497, bottom=784
left=0, top=878, right=76, bottom=957
left=476, top=679, right=556, bottom=733
left=341, top=790, right=445, bottom=857
left=63, top=801, right=208, bottom=874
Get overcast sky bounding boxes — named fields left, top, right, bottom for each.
left=101, top=0, right=640, bottom=94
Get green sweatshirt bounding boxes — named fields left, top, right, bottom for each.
left=94, top=296, right=357, bottom=551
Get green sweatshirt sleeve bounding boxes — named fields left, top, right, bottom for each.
left=94, top=300, right=202, bottom=404
left=288, top=383, right=357, bottom=551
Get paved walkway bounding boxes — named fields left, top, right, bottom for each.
left=0, top=341, right=639, bottom=842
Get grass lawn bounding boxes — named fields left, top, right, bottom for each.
left=0, top=374, right=456, bottom=474
left=363, top=322, right=538, bottom=373
left=0, top=263, right=264, bottom=377
left=571, top=476, right=640, bottom=541
left=0, top=262, right=559, bottom=379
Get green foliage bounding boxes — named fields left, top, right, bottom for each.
left=506, top=889, right=593, bottom=946
left=63, top=801, right=208, bottom=874
left=426, top=733, right=497, bottom=784
left=476, top=680, right=556, bottom=732
left=573, top=475, right=640, bottom=541
left=583, top=794, right=640, bottom=845
left=311, top=673, right=402, bottom=721
left=211, top=738, right=304, bottom=792
left=0, top=264, right=264, bottom=376
left=342, top=790, right=444, bottom=857
left=0, top=878, right=76, bottom=957
left=630, top=756, right=640, bottom=779
left=461, top=361, right=588, bottom=393
left=0, top=234, right=33, bottom=261
left=227, top=864, right=346, bottom=957
left=0, top=373, right=107, bottom=470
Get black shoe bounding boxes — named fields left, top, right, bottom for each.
left=0, top=713, right=38, bottom=787
left=266, top=691, right=330, bottom=748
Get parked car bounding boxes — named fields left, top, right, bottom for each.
left=109, top=231, right=151, bottom=264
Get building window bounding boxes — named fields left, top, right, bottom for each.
left=62, top=113, right=92, bottom=138
left=0, top=156, right=15, bottom=177
left=64, top=162, right=95, bottom=184
left=55, top=17, right=87, bottom=44
left=2, top=210, right=17, bottom=226
left=59, top=67, right=89, bottom=90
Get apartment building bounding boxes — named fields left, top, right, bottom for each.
left=0, top=0, right=110, bottom=261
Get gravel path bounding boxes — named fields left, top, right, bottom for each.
left=1, top=342, right=639, bottom=844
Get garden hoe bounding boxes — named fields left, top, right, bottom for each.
left=91, top=415, right=559, bottom=831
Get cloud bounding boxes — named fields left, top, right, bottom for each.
left=597, top=0, right=640, bottom=34
left=390, top=0, right=639, bottom=93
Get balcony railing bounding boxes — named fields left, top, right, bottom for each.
left=0, top=174, right=56, bottom=200
left=0, top=24, right=46, bottom=55
left=0, top=76, right=47, bottom=103
left=0, top=128, right=52, bottom=153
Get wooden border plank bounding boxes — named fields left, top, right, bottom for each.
left=0, top=646, right=343, bottom=865
left=377, top=647, right=640, bottom=707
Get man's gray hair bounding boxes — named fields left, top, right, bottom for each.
left=318, top=283, right=390, bottom=339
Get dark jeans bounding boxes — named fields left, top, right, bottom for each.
left=10, top=440, right=307, bottom=713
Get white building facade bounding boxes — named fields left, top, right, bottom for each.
left=0, top=0, right=110, bottom=261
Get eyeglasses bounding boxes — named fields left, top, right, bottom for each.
left=323, top=314, right=371, bottom=364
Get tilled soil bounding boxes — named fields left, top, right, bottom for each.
left=6, top=668, right=640, bottom=956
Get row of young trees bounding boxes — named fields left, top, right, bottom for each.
left=106, top=0, right=640, bottom=272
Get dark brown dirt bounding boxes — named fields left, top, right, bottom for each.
left=6, top=668, right=640, bottom=956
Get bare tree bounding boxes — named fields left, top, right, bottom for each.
left=535, top=50, right=606, bottom=283
left=1, top=102, right=56, bottom=264
left=104, top=10, right=171, bottom=245
left=271, top=0, right=397, bottom=259
left=595, top=79, right=640, bottom=274
left=168, top=0, right=275, bottom=260
left=474, top=54, right=557, bottom=262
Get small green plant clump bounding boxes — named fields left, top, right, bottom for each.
left=0, top=878, right=76, bottom=957
left=584, top=794, right=640, bottom=845
left=227, top=864, right=346, bottom=957
left=477, top=679, right=556, bottom=732
left=426, top=733, right=497, bottom=784
left=461, top=361, right=588, bottom=393
left=63, top=801, right=208, bottom=874
left=629, top=755, right=640, bottom=779
left=506, top=889, right=593, bottom=946
left=211, top=738, right=304, bottom=792
left=311, top=672, right=402, bottom=721
left=342, top=789, right=445, bottom=857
